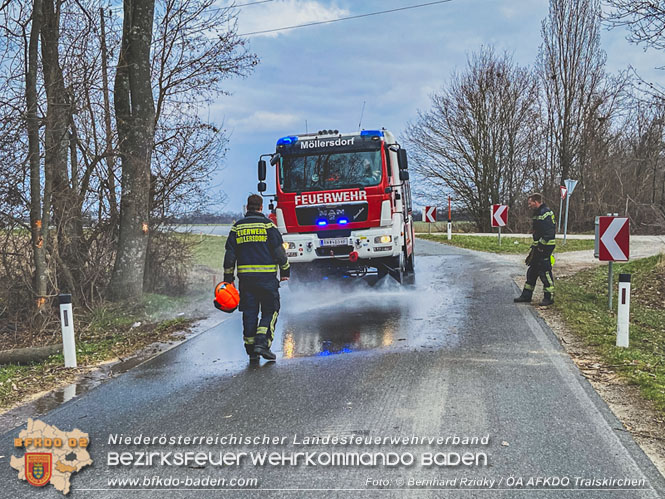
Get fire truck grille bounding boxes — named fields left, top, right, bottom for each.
left=296, top=202, right=368, bottom=226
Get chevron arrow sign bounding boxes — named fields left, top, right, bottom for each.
left=599, top=217, right=629, bottom=262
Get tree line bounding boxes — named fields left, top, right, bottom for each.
left=0, top=0, right=256, bottom=329
left=405, top=0, right=665, bottom=234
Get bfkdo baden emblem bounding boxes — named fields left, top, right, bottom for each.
left=25, top=453, right=52, bottom=487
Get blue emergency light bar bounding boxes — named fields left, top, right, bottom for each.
left=276, top=136, right=299, bottom=146
left=317, top=220, right=327, bottom=226
left=360, top=130, right=384, bottom=137
left=338, top=218, right=349, bottom=225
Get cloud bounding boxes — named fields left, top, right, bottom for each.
left=228, top=110, right=301, bottom=132
left=499, top=0, right=545, bottom=20
left=228, top=0, right=349, bottom=38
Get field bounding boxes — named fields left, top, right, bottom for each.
left=417, top=234, right=595, bottom=254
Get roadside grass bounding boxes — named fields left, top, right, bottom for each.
left=413, top=221, right=476, bottom=233
left=0, top=233, right=227, bottom=411
left=0, top=315, right=191, bottom=409
left=555, top=254, right=665, bottom=412
left=417, top=234, right=595, bottom=254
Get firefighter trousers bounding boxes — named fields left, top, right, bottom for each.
left=238, top=277, right=280, bottom=354
left=525, top=246, right=555, bottom=297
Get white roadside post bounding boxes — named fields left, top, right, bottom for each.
left=617, top=274, right=631, bottom=348
left=562, top=178, right=578, bottom=244
left=447, top=196, right=452, bottom=240
left=59, top=294, right=77, bottom=368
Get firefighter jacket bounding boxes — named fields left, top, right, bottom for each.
left=223, top=211, right=290, bottom=283
left=531, top=203, right=556, bottom=249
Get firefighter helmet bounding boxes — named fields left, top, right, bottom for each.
left=214, top=282, right=239, bottom=313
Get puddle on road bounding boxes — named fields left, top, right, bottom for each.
left=0, top=338, right=192, bottom=433
left=276, top=256, right=468, bottom=358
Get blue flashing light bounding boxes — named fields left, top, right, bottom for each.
left=319, top=350, right=332, bottom=357
left=317, top=219, right=327, bottom=226
left=276, top=135, right=299, bottom=146
left=360, top=130, right=384, bottom=137
left=341, top=347, right=353, bottom=354
left=338, top=218, right=349, bottom=225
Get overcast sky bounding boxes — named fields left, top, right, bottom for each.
left=210, top=0, right=664, bottom=213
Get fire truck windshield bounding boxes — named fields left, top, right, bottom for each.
left=279, top=150, right=382, bottom=193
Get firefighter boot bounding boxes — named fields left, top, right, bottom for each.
left=253, top=335, right=276, bottom=361
left=539, top=292, right=554, bottom=306
left=245, top=344, right=260, bottom=362
left=513, top=289, right=533, bottom=303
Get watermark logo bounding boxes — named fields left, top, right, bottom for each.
left=11, top=418, right=92, bottom=495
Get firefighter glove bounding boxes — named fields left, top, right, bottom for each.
left=525, top=248, right=534, bottom=266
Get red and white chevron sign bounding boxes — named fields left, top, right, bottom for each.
left=599, top=217, right=629, bottom=262
left=491, top=204, right=508, bottom=227
left=424, top=206, right=437, bottom=223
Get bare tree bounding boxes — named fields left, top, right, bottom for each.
left=149, top=0, right=257, bottom=220
left=0, top=0, right=256, bottom=334
left=404, top=48, right=540, bottom=231
left=26, top=0, right=49, bottom=311
left=40, top=0, right=84, bottom=293
left=605, top=2, right=665, bottom=51
left=108, top=0, right=157, bottom=300
left=537, top=0, right=606, bottom=191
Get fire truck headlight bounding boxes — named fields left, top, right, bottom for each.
left=374, top=235, right=392, bottom=244
left=317, top=220, right=327, bottom=226
left=283, top=242, right=296, bottom=250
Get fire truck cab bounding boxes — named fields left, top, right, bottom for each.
left=258, top=129, right=415, bottom=284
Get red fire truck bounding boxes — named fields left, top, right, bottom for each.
left=257, top=129, right=415, bottom=284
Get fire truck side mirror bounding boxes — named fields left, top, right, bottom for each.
left=258, top=160, right=267, bottom=181
left=398, top=149, right=409, bottom=170
left=258, top=181, right=267, bottom=192
left=270, top=153, right=281, bottom=166
left=399, top=170, right=410, bottom=181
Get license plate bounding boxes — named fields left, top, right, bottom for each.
left=319, top=237, right=349, bottom=247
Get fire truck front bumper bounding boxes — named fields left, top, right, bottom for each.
left=282, top=229, right=402, bottom=264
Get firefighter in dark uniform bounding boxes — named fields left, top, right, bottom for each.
left=514, top=193, right=556, bottom=306
left=221, top=194, right=290, bottom=360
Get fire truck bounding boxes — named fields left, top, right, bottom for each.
left=257, top=128, right=415, bottom=284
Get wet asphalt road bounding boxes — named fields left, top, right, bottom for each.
left=1, top=239, right=665, bottom=498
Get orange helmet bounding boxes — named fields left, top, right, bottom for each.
left=214, top=282, right=239, bottom=313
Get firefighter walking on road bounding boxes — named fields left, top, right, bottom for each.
left=514, top=193, right=556, bottom=306
left=220, top=194, right=290, bottom=361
